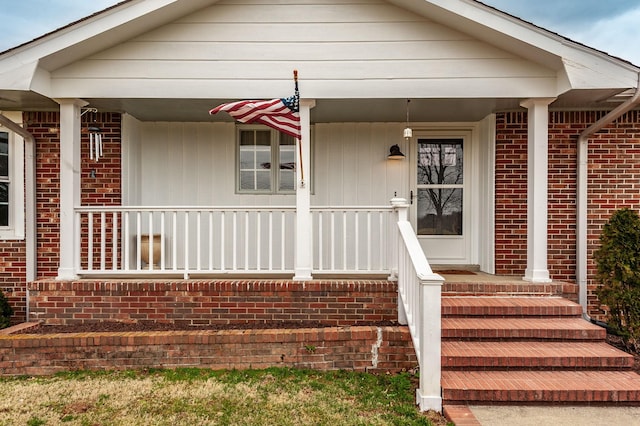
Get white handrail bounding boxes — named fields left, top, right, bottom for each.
left=392, top=199, right=444, bottom=413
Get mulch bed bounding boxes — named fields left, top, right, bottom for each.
left=20, top=320, right=400, bottom=334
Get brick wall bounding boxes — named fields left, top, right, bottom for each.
left=0, top=243, right=26, bottom=322
left=0, top=112, right=122, bottom=323
left=28, top=280, right=399, bottom=326
left=0, top=325, right=416, bottom=376
left=495, top=110, right=640, bottom=318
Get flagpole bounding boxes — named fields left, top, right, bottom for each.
left=294, top=70, right=305, bottom=188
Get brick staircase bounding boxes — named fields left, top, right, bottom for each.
left=441, top=289, right=640, bottom=406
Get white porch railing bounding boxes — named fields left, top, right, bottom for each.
left=75, top=206, right=297, bottom=278
left=311, top=206, right=394, bottom=274
left=392, top=198, right=444, bottom=412
left=75, top=205, right=394, bottom=278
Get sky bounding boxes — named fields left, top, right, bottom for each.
left=0, top=0, right=639, bottom=65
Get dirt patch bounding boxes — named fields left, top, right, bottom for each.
left=20, top=320, right=400, bottom=334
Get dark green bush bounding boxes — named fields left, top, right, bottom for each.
left=0, top=290, right=13, bottom=329
left=594, top=208, right=640, bottom=352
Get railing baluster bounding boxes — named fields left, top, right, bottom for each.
left=367, top=211, right=371, bottom=271
left=112, top=212, right=118, bottom=271
left=318, top=211, right=323, bottom=271
left=220, top=211, right=225, bottom=271
left=160, top=212, right=165, bottom=270
left=184, top=211, right=189, bottom=279
left=136, top=211, right=142, bottom=271
left=244, top=211, right=249, bottom=271
left=268, top=211, right=273, bottom=271
left=280, top=211, right=285, bottom=271
left=256, top=211, right=261, bottom=271
left=342, top=211, right=347, bottom=271
left=232, top=211, right=237, bottom=271
left=172, top=211, right=178, bottom=271
left=148, top=211, right=154, bottom=270
left=124, top=212, right=130, bottom=271
left=100, top=212, right=106, bottom=271
left=330, top=211, right=335, bottom=271
left=355, top=211, right=359, bottom=271
left=88, top=212, right=94, bottom=271
left=208, top=212, right=213, bottom=271
left=196, top=211, right=202, bottom=271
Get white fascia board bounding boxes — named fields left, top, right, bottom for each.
left=390, top=0, right=639, bottom=90
left=0, top=0, right=217, bottom=90
left=0, top=61, right=39, bottom=91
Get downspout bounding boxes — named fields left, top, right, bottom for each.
left=0, top=113, right=36, bottom=321
left=577, top=72, right=640, bottom=318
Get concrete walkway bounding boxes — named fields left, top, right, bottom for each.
left=470, top=406, right=640, bottom=426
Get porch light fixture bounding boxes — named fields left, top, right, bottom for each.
left=403, top=99, right=412, bottom=141
left=388, top=144, right=405, bottom=160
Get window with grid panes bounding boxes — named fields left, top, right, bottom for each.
left=238, top=128, right=296, bottom=193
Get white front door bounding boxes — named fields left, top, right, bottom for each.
left=411, top=130, right=472, bottom=264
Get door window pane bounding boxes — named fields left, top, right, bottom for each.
left=417, top=188, right=463, bottom=235
left=418, top=140, right=463, bottom=185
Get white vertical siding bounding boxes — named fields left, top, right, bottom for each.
left=124, top=121, right=407, bottom=208
left=121, top=114, right=142, bottom=205
left=313, top=122, right=408, bottom=207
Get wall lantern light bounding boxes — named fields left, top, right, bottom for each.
left=388, top=144, right=405, bottom=160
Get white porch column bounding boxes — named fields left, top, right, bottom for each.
left=293, top=99, right=315, bottom=281
left=520, top=98, right=555, bottom=283
left=56, top=99, right=87, bottom=280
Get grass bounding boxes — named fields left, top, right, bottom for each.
left=0, top=368, right=451, bottom=425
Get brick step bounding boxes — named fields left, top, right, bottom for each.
left=442, top=317, right=606, bottom=341
left=441, top=281, right=577, bottom=297
left=442, top=341, right=634, bottom=369
left=442, top=296, right=582, bottom=318
left=442, top=370, right=640, bottom=404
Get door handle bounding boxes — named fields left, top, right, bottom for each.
left=410, top=190, right=414, bottom=205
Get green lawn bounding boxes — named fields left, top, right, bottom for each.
left=0, top=368, right=450, bottom=426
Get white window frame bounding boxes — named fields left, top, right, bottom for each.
left=236, top=125, right=297, bottom=194
left=0, top=112, right=25, bottom=240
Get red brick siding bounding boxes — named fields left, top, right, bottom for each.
left=495, top=112, right=529, bottom=275
left=584, top=110, right=640, bottom=319
left=0, top=243, right=26, bottom=322
left=27, top=280, right=399, bottom=326
left=495, top=110, right=640, bottom=318
left=0, top=112, right=122, bottom=322
left=0, top=325, right=416, bottom=376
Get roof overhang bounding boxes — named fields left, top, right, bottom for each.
left=0, top=0, right=637, bottom=122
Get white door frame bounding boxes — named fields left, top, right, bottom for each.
left=409, top=121, right=492, bottom=269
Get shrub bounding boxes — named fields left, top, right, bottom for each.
left=594, top=208, right=640, bottom=352
left=0, top=290, right=13, bottom=329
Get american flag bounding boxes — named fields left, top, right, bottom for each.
left=209, top=86, right=301, bottom=139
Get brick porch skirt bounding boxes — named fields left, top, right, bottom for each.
left=0, top=326, right=416, bottom=376
left=27, top=279, right=399, bottom=326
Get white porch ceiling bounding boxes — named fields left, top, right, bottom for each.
left=1, top=89, right=627, bottom=123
